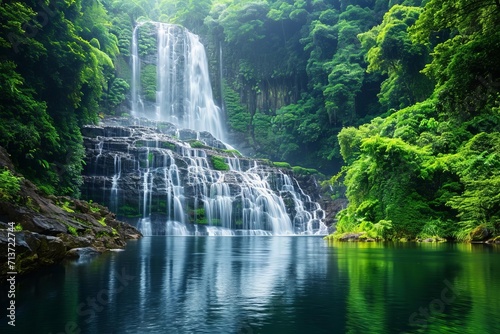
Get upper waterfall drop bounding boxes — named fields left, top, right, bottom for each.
left=131, top=22, right=226, bottom=142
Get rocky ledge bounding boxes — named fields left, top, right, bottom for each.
left=0, top=146, right=141, bottom=279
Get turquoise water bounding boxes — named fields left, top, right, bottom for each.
left=2, top=237, right=500, bottom=333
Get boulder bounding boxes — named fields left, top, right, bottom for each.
left=66, top=247, right=101, bottom=259
left=178, top=129, right=198, bottom=141
left=0, top=230, right=66, bottom=276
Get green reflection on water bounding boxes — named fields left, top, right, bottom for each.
left=326, top=241, right=500, bottom=333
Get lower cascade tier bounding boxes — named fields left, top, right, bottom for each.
left=82, top=119, right=328, bottom=236
left=136, top=218, right=327, bottom=236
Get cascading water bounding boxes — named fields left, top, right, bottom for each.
left=132, top=22, right=225, bottom=141
left=81, top=22, right=328, bottom=236
left=131, top=24, right=143, bottom=117
left=110, top=154, right=121, bottom=213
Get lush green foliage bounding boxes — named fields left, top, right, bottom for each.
left=0, top=169, right=22, bottom=202
left=331, top=0, right=500, bottom=240
left=360, top=5, right=433, bottom=110
left=0, top=0, right=119, bottom=196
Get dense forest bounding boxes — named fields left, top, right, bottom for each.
left=0, top=0, right=499, bottom=241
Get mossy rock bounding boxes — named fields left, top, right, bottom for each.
left=470, top=225, right=492, bottom=241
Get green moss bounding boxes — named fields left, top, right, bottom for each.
left=191, top=207, right=207, bottom=224
left=292, top=166, right=319, bottom=176
left=25, top=196, right=39, bottom=212
left=98, top=217, right=107, bottom=226
left=161, top=141, right=176, bottom=150
left=67, top=225, right=78, bottom=237
left=89, top=205, right=100, bottom=213
left=222, top=149, right=243, bottom=157
left=60, top=200, right=75, bottom=213
left=210, top=156, right=230, bottom=171
left=141, top=64, right=157, bottom=102
left=260, top=159, right=272, bottom=166
left=273, top=161, right=292, bottom=169
left=14, top=223, right=23, bottom=232
left=96, top=231, right=110, bottom=238
left=190, top=140, right=208, bottom=149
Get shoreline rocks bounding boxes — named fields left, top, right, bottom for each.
left=0, top=146, right=142, bottom=280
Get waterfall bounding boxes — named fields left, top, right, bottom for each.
left=110, top=154, right=121, bottom=213
left=219, top=42, right=224, bottom=113
left=131, top=24, right=142, bottom=117
left=82, top=122, right=328, bottom=236
left=81, top=22, right=328, bottom=236
left=132, top=22, right=225, bottom=141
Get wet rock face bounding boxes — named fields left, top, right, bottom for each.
left=178, top=129, right=198, bottom=141
left=198, top=131, right=226, bottom=149
left=81, top=118, right=328, bottom=236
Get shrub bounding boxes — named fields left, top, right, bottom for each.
left=0, top=169, right=22, bottom=202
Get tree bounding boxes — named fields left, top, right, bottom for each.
left=360, top=5, right=433, bottom=110
left=410, top=0, right=500, bottom=121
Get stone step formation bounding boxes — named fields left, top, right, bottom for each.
left=81, top=118, right=327, bottom=236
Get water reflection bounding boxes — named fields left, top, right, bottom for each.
left=1, top=239, right=500, bottom=334
left=124, top=237, right=328, bottom=333
left=327, top=241, right=500, bottom=333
